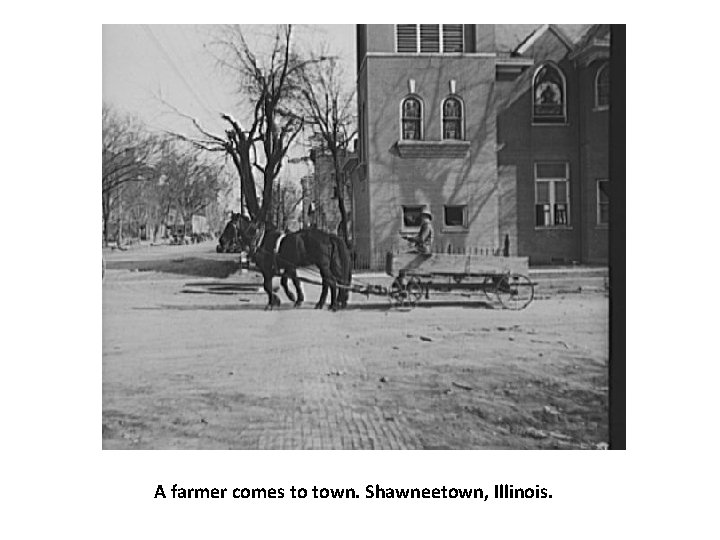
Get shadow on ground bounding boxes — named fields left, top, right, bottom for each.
left=139, top=299, right=498, bottom=312
left=107, top=257, right=239, bottom=279
left=181, top=282, right=262, bottom=295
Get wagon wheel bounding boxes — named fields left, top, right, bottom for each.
left=389, top=277, right=419, bottom=308
left=481, top=275, right=499, bottom=301
left=495, top=274, right=534, bottom=310
left=389, top=278, right=407, bottom=307
left=406, top=276, right=424, bottom=306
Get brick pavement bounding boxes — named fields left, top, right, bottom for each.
left=103, top=275, right=427, bottom=450
left=102, top=250, right=609, bottom=450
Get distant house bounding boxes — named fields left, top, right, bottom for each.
left=353, top=24, right=610, bottom=267
left=166, top=209, right=209, bottom=237
left=302, top=144, right=356, bottom=238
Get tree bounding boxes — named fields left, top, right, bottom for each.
left=297, top=56, right=357, bottom=245
left=102, top=103, right=162, bottom=244
left=158, top=145, right=223, bottom=233
left=272, top=179, right=302, bottom=230
left=169, top=25, right=316, bottom=226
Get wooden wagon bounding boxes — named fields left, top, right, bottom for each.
left=383, top=250, right=535, bottom=310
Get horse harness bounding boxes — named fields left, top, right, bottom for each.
left=272, top=233, right=286, bottom=275
left=251, top=226, right=356, bottom=289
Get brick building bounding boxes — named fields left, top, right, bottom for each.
left=352, top=24, right=610, bottom=266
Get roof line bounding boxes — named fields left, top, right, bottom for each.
left=514, top=24, right=548, bottom=55
left=514, top=23, right=574, bottom=56
left=547, top=24, right=575, bottom=50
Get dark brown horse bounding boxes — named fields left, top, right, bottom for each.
left=237, top=219, right=352, bottom=311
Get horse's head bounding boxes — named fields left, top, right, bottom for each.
left=233, top=216, right=264, bottom=256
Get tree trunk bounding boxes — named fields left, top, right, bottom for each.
left=102, top=195, right=111, bottom=246
left=185, top=213, right=193, bottom=237
left=333, top=158, right=350, bottom=246
left=117, top=187, right=124, bottom=247
left=229, top=149, right=259, bottom=220
left=258, top=165, right=275, bottom=226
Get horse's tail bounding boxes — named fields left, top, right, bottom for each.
left=330, top=234, right=352, bottom=306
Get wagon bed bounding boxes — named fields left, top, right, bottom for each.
left=385, top=251, right=529, bottom=277
left=383, top=251, right=535, bottom=310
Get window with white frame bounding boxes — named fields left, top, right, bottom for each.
left=402, top=205, right=425, bottom=229
left=595, top=62, right=610, bottom=109
left=532, top=63, right=567, bottom=124
left=444, top=205, right=467, bottom=228
left=597, top=180, right=609, bottom=225
left=401, top=96, right=422, bottom=140
left=396, top=24, right=464, bottom=53
left=535, top=162, right=570, bottom=227
left=442, top=97, right=463, bottom=140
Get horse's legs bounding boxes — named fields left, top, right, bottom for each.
left=289, top=269, right=304, bottom=307
left=329, top=282, right=338, bottom=311
left=280, top=271, right=296, bottom=303
left=316, top=264, right=338, bottom=311
left=337, top=285, right=347, bottom=310
left=316, top=279, right=328, bottom=309
left=263, top=272, right=280, bottom=310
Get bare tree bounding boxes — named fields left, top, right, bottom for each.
left=158, top=145, right=223, bottom=233
left=297, top=56, right=357, bottom=245
left=102, top=103, right=162, bottom=244
left=168, top=25, right=316, bottom=226
left=272, top=179, right=303, bottom=230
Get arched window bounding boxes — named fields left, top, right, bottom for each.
left=595, top=62, right=610, bottom=109
left=401, top=97, right=422, bottom=140
left=442, top=97, right=463, bottom=140
left=532, top=63, right=566, bottom=124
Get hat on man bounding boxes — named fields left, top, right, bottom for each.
left=421, top=210, right=433, bottom=221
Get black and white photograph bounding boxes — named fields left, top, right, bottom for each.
left=102, top=23, right=621, bottom=450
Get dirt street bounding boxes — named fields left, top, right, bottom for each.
left=102, top=243, right=608, bottom=449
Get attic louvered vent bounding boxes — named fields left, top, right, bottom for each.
left=397, top=25, right=418, bottom=52
left=442, top=25, right=464, bottom=52
left=395, top=25, right=464, bottom=53
left=420, top=25, right=440, bottom=52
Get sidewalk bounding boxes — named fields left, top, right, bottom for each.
left=529, top=266, right=608, bottom=279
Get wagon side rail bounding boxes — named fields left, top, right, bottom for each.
left=385, top=250, right=530, bottom=277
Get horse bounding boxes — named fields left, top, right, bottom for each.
left=216, top=212, right=243, bottom=253
left=295, top=228, right=352, bottom=310
left=237, top=218, right=352, bottom=311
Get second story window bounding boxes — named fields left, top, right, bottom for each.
left=533, top=63, right=567, bottom=124
left=595, top=62, right=610, bottom=109
left=396, top=24, right=464, bottom=53
left=401, top=97, right=422, bottom=140
left=442, top=97, right=463, bottom=140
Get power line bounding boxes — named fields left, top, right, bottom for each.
left=142, top=25, right=216, bottom=119
left=178, top=25, right=228, bottom=114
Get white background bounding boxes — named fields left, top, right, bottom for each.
left=2, top=2, right=718, bottom=538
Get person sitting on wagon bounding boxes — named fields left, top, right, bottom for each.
left=409, top=211, right=433, bottom=254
